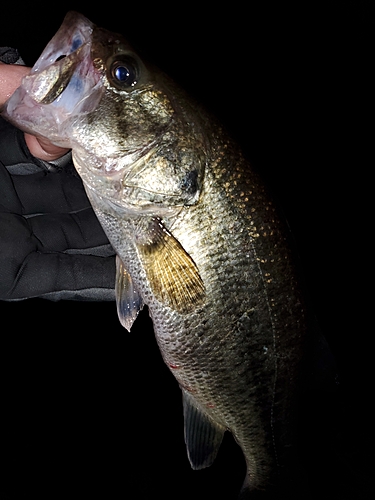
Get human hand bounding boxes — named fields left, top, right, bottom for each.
left=0, top=49, right=116, bottom=301
left=0, top=116, right=116, bottom=301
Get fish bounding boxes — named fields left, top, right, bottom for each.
left=1, top=11, right=310, bottom=497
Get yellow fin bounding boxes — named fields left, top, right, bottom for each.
left=136, top=219, right=205, bottom=314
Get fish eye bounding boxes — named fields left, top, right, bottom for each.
left=109, top=57, right=138, bottom=89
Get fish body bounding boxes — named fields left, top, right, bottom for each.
left=1, top=12, right=308, bottom=496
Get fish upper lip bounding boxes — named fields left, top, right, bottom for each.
left=32, top=12, right=94, bottom=74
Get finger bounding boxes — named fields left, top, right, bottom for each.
left=5, top=251, right=116, bottom=300
left=0, top=63, right=30, bottom=106
left=0, top=212, right=115, bottom=301
left=24, top=133, right=71, bottom=162
left=9, top=168, right=91, bottom=215
left=0, top=160, right=21, bottom=212
left=28, top=208, right=112, bottom=252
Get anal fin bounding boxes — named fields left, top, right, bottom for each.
left=182, top=389, right=225, bottom=469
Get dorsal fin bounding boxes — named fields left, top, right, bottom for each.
left=182, top=389, right=225, bottom=469
left=115, top=255, right=144, bottom=331
left=136, top=218, right=205, bottom=314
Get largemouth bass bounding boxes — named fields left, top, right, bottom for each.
left=1, top=11, right=309, bottom=497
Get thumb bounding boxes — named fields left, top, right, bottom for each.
left=0, top=62, right=30, bottom=105
left=0, top=62, right=71, bottom=161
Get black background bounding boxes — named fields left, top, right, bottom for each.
left=1, top=2, right=373, bottom=499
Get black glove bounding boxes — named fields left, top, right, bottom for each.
left=0, top=116, right=116, bottom=301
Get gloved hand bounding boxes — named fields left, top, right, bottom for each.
left=0, top=48, right=116, bottom=301
left=0, top=116, right=116, bottom=301
left=0, top=49, right=115, bottom=301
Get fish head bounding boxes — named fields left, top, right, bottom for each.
left=1, top=11, right=207, bottom=213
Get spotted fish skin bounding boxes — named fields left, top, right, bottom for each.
left=1, top=11, right=308, bottom=496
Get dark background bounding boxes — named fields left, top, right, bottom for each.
left=1, top=2, right=373, bottom=499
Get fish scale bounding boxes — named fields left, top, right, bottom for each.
left=1, top=11, right=308, bottom=497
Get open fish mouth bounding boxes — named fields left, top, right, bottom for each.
left=30, top=45, right=90, bottom=105
left=1, top=11, right=103, bottom=146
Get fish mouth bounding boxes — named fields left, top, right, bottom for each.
left=25, top=11, right=99, bottom=106
left=1, top=11, right=103, bottom=147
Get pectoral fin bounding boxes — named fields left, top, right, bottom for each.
left=182, top=389, right=225, bottom=469
left=115, top=255, right=144, bottom=331
left=136, top=218, right=205, bottom=314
